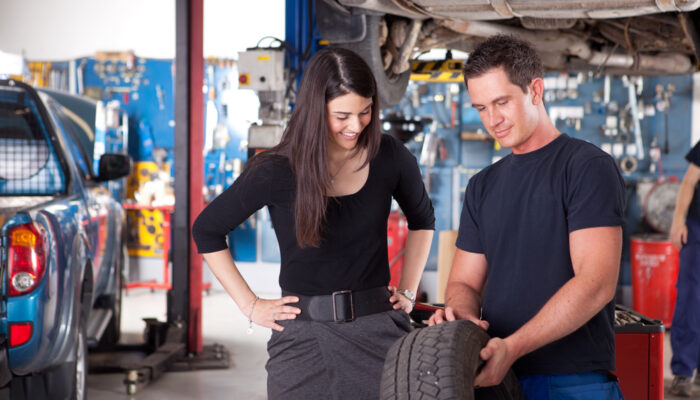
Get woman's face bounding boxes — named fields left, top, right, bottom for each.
left=326, top=92, right=373, bottom=153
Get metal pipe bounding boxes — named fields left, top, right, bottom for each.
left=439, top=19, right=693, bottom=74
left=440, top=19, right=590, bottom=59
left=392, top=19, right=423, bottom=74
left=589, top=52, right=635, bottom=69
left=638, top=52, right=693, bottom=74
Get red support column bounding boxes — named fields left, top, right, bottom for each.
left=188, top=0, right=204, bottom=354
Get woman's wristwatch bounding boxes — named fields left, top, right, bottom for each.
left=397, top=289, right=416, bottom=305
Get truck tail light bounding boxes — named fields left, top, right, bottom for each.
left=9, top=322, right=33, bottom=347
left=7, top=222, right=46, bottom=296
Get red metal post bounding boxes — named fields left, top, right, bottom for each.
left=188, top=0, right=204, bottom=354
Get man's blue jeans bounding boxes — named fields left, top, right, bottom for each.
left=518, top=371, right=624, bottom=399
left=670, top=217, right=700, bottom=377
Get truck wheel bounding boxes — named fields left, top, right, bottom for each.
left=380, top=320, right=524, bottom=400
left=9, top=321, right=88, bottom=400
left=338, top=15, right=410, bottom=108
left=71, top=324, right=88, bottom=400
left=99, top=244, right=125, bottom=347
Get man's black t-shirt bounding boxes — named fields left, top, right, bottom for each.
left=193, top=134, right=435, bottom=295
left=457, top=134, right=626, bottom=376
left=685, top=141, right=700, bottom=220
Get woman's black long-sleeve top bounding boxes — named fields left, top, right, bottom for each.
left=192, top=134, right=435, bottom=295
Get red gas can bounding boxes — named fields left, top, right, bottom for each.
left=630, top=233, right=679, bottom=327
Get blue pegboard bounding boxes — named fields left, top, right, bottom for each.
left=77, top=57, right=175, bottom=163
left=76, top=55, right=260, bottom=262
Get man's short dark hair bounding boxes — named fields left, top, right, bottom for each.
left=462, top=34, right=544, bottom=93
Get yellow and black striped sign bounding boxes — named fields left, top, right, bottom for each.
left=411, top=60, right=464, bottom=82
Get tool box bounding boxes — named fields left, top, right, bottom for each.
left=614, top=304, right=664, bottom=400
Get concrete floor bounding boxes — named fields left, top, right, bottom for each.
left=664, top=328, right=700, bottom=399
left=87, top=289, right=272, bottom=399
left=87, top=289, right=699, bottom=399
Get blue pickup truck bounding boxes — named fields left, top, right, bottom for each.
left=0, top=80, right=130, bottom=399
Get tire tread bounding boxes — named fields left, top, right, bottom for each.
left=380, top=320, right=525, bottom=400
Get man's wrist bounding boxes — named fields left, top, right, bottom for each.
left=504, top=333, right=528, bottom=361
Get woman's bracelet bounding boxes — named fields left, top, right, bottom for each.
left=246, top=295, right=260, bottom=334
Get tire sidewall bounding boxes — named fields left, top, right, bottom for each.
left=72, top=324, right=88, bottom=400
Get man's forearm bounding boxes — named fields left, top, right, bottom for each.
left=673, top=163, right=700, bottom=225
left=504, top=272, right=616, bottom=360
left=673, top=179, right=695, bottom=225
left=505, top=226, right=620, bottom=361
left=444, top=281, right=483, bottom=320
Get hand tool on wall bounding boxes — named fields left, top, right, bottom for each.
left=624, top=76, right=644, bottom=160
left=664, top=84, right=674, bottom=154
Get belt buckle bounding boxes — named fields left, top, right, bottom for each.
left=332, top=290, right=354, bottom=323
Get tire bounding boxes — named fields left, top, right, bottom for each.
left=71, top=323, right=88, bottom=400
left=9, top=321, right=88, bottom=400
left=380, top=320, right=524, bottom=400
left=99, top=244, right=125, bottom=347
left=337, top=15, right=411, bottom=108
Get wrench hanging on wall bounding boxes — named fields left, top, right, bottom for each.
left=655, top=83, right=675, bottom=154
left=624, top=76, right=644, bottom=160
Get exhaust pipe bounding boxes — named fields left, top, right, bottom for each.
left=439, top=19, right=693, bottom=74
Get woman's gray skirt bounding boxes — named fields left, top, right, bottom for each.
left=266, top=309, right=412, bottom=400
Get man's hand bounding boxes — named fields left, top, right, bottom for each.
left=473, top=337, right=517, bottom=387
left=428, top=306, right=489, bottom=330
left=670, top=219, right=688, bottom=250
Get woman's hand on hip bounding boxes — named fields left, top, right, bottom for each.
left=388, top=286, right=413, bottom=313
left=250, top=296, right=301, bottom=331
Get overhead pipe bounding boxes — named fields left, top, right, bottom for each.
left=439, top=19, right=693, bottom=74
left=393, top=19, right=423, bottom=74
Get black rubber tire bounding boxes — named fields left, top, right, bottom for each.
left=71, top=323, right=88, bottom=400
left=337, top=15, right=411, bottom=109
left=9, top=321, right=88, bottom=400
left=99, top=244, right=125, bottom=347
left=380, top=320, right=524, bottom=400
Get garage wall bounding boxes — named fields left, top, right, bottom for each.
left=0, top=0, right=285, bottom=60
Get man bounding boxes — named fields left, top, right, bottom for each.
left=668, top=141, right=700, bottom=397
left=429, top=34, right=626, bottom=398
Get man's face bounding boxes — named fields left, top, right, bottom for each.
left=468, top=67, right=540, bottom=154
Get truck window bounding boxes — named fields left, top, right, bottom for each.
left=0, top=87, right=66, bottom=195
left=48, top=100, right=93, bottom=180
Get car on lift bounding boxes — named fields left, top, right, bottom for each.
left=0, top=79, right=130, bottom=399
left=316, top=0, right=700, bottom=107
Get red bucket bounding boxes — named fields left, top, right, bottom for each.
left=630, top=233, right=679, bottom=327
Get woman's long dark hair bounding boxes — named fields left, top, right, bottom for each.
left=249, top=47, right=382, bottom=247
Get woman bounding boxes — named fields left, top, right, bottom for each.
left=192, top=47, right=434, bottom=399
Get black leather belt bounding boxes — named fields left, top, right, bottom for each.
left=283, top=287, right=393, bottom=323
